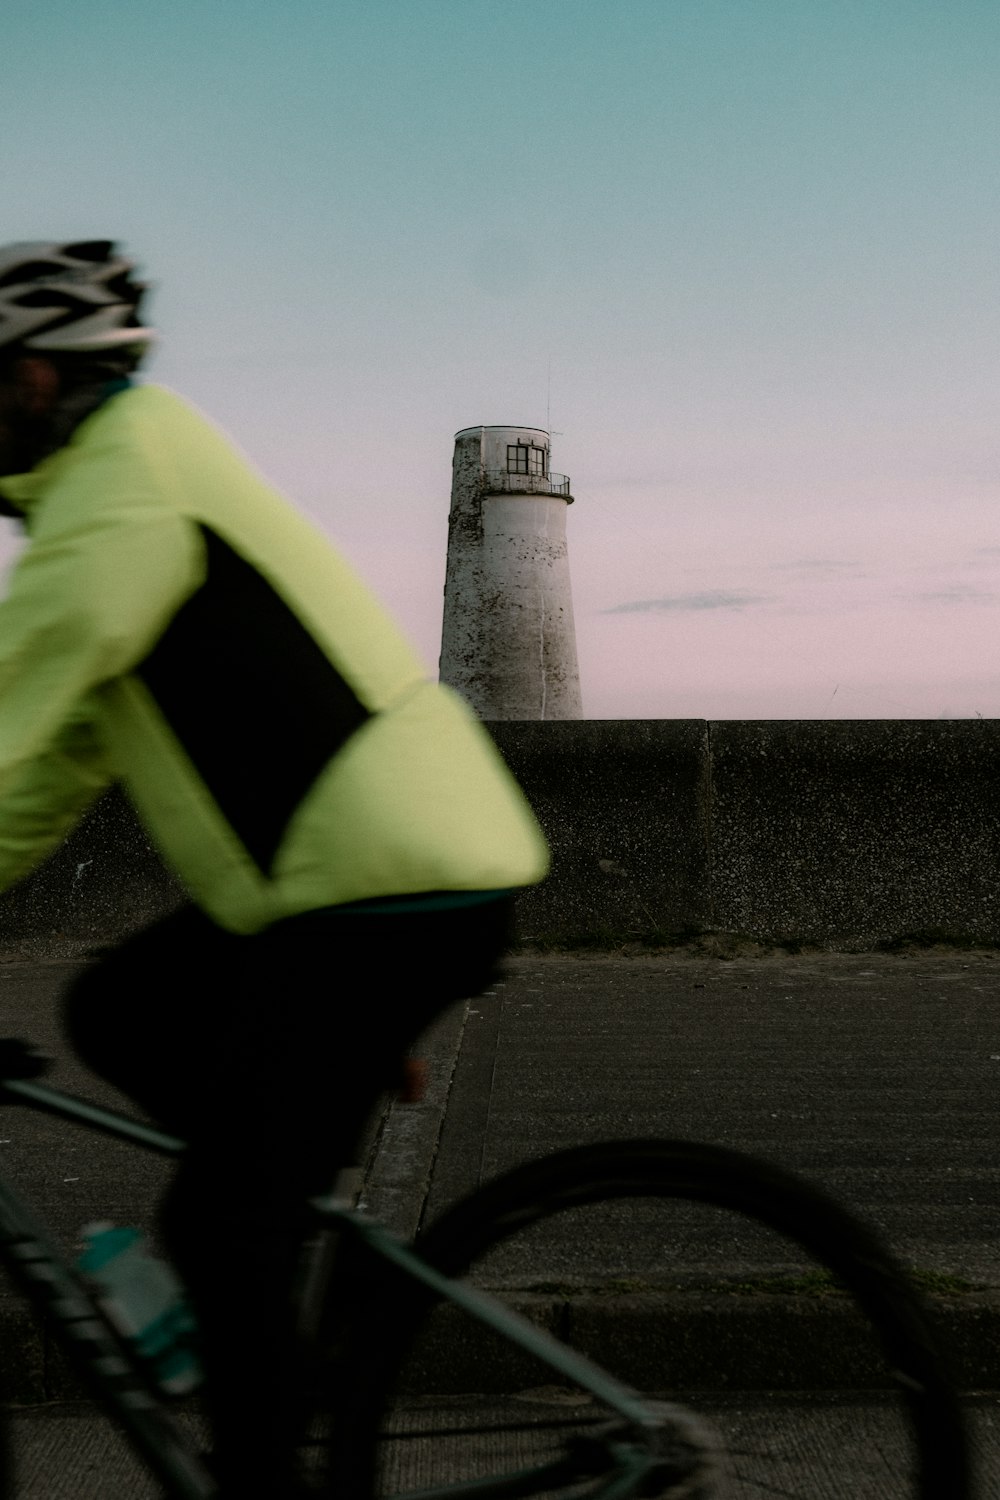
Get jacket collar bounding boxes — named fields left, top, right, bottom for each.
left=0, top=447, right=71, bottom=517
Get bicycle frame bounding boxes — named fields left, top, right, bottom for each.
left=0, top=1076, right=218, bottom=1498
left=0, top=1071, right=672, bottom=1500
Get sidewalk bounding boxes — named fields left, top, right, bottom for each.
left=366, top=949, right=1000, bottom=1270
left=1, top=950, right=1000, bottom=1398
left=362, top=948, right=1000, bottom=1390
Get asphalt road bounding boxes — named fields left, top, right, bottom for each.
left=2, top=948, right=1000, bottom=1494
left=3, top=949, right=998, bottom=1284
left=5, top=1393, right=1000, bottom=1497
left=367, top=948, right=1000, bottom=1282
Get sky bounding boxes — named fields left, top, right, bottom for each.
left=4, top=0, right=1000, bottom=719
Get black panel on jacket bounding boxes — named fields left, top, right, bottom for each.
left=137, top=526, right=370, bottom=871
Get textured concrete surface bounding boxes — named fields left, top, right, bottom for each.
left=0, top=788, right=180, bottom=958
left=710, top=720, right=1000, bottom=946
left=5, top=721, right=1000, bottom=955
left=8, top=1395, right=1000, bottom=1498
left=364, top=949, right=1000, bottom=1394
left=0, top=949, right=998, bottom=1497
left=490, top=720, right=712, bottom=943
left=1, top=950, right=1000, bottom=1402
left=392, top=952, right=1000, bottom=1277
left=495, top=718, right=1000, bottom=947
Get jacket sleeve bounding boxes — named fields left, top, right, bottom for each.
left=0, top=705, right=114, bottom=891
left=0, top=498, right=203, bottom=891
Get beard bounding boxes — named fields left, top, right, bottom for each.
left=0, top=370, right=130, bottom=480
left=0, top=411, right=56, bottom=480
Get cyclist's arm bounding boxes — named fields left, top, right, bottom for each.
left=0, top=706, right=114, bottom=891
left=0, top=499, right=201, bottom=889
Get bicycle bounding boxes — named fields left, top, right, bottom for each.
left=0, top=1035, right=971, bottom=1498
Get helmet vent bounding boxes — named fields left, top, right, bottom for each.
left=0, top=262, right=62, bottom=290
left=9, top=289, right=77, bottom=310
left=62, top=241, right=113, bottom=263
left=0, top=239, right=155, bottom=354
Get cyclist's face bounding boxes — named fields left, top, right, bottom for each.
left=0, top=379, right=24, bottom=479
left=0, top=356, right=60, bottom=477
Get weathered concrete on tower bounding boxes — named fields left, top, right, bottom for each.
left=439, top=425, right=582, bottom=720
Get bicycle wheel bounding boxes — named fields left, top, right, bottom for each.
left=331, top=1139, right=969, bottom=1500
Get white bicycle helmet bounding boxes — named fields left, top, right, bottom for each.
left=0, top=240, right=155, bottom=355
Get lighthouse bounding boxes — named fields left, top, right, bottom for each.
left=439, top=425, right=582, bottom=720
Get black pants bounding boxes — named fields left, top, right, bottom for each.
left=63, top=897, right=513, bottom=1497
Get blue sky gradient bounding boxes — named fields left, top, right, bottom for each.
left=4, top=1, right=1000, bottom=716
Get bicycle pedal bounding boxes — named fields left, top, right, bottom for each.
left=634, top=1402, right=727, bottom=1499
left=569, top=1406, right=725, bottom=1500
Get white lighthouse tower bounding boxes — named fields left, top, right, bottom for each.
left=439, top=425, right=582, bottom=720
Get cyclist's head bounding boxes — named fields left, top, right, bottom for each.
left=0, top=240, right=155, bottom=365
left=0, top=240, right=154, bottom=484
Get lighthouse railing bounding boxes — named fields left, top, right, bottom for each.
left=482, top=470, right=573, bottom=500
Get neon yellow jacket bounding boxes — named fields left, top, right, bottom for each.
left=0, top=385, right=549, bottom=933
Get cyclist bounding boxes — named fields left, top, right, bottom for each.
left=0, top=240, right=549, bottom=1497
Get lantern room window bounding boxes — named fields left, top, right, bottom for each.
left=507, top=444, right=547, bottom=477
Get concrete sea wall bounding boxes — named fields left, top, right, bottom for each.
left=2, top=721, right=999, bottom=955
left=490, top=720, right=1000, bottom=949
left=0, top=787, right=183, bottom=957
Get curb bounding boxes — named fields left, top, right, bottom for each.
left=7, top=1290, right=996, bottom=1408
left=391, top=1290, right=1000, bottom=1397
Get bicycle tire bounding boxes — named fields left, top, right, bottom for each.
left=332, top=1139, right=970, bottom=1500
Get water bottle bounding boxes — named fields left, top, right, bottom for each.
left=77, top=1222, right=203, bottom=1395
